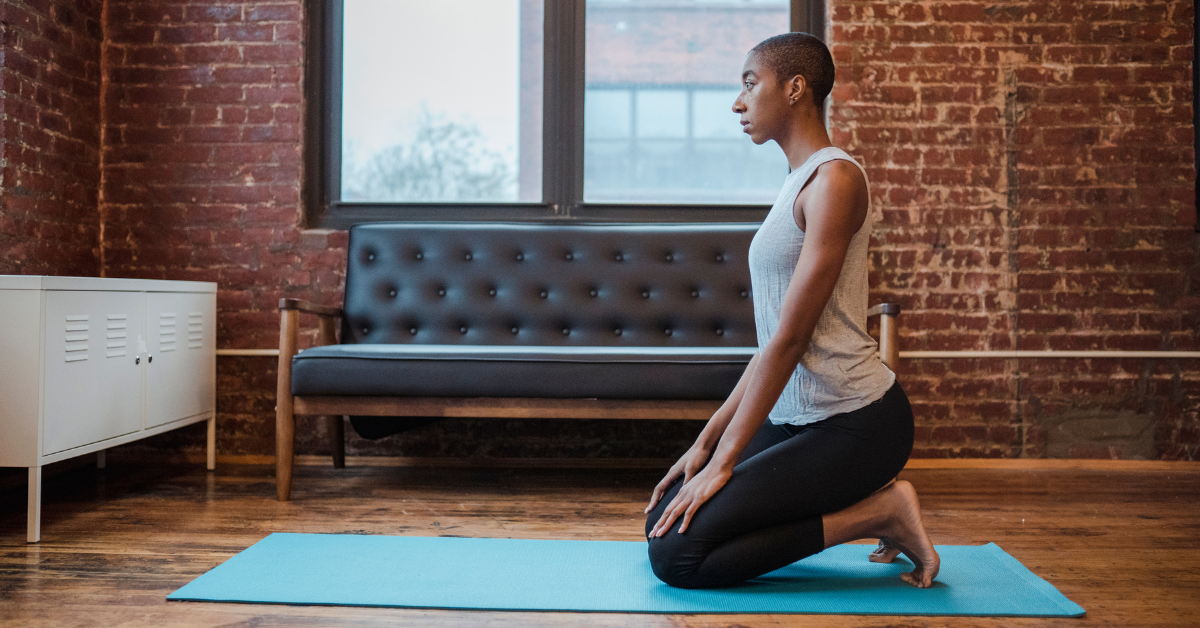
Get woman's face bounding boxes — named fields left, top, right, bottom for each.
left=733, top=52, right=794, bottom=145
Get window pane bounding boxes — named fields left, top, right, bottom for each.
left=635, top=90, right=687, bottom=138
left=341, top=0, right=543, bottom=203
left=585, top=89, right=632, bottom=139
left=584, top=0, right=790, bottom=204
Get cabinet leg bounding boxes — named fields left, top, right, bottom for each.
left=96, top=450, right=106, bottom=469
left=27, top=467, right=41, bottom=543
left=206, top=416, right=217, bottom=471
left=327, top=415, right=345, bottom=469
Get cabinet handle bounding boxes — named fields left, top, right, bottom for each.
left=148, top=354, right=153, bottom=364
left=135, top=356, right=140, bottom=365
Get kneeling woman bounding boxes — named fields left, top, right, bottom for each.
left=644, top=32, right=939, bottom=590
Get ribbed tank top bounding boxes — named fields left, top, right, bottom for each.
left=748, top=146, right=895, bottom=426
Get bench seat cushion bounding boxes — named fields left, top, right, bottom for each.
left=291, top=345, right=756, bottom=400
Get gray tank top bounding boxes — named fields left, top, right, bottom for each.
left=748, top=146, right=895, bottom=425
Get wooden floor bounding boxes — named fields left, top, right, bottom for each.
left=1, top=460, right=1198, bottom=627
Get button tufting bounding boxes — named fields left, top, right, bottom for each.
left=589, top=288, right=598, bottom=297
left=665, top=253, right=674, bottom=262
left=409, top=327, right=418, bottom=335
left=388, top=289, right=397, bottom=298
left=464, top=252, right=472, bottom=261
left=613, top=327, right=622, bottom=336
left=511, top=326, right=519, bottom=334
left=715, top=254, right=725, bottom=262
left=564, top=252, right=574, bottom=261
left=716, top=328, right=725, bottom=336
left=367, top=253, right=376, bottom=262
left=437, top=288, right=446, bottom=297
left=459, top=326, right=468, bottom=334
left=415, top=252, right=423, bottom=260
left=362, top=327, right=370, bottom=335
left=664, top=328, right=673, bottom=336
left=740, top=289, right=749, bottom=298
left=515, top=253, right=524, bottom=261
left=562, top=327, right=570, bottom=336
left=690, top=290, right=699, bottom=298
left=614, top=253, right=623, bottom=262
left=641, top=290, right=650, bottom=299
left=539, top=290, right=548, bottom=299
left=488, top=288, right=497, bottom=297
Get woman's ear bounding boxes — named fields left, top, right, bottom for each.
left=787, top=75, right=807, bottom=106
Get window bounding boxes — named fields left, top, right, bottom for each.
left=310, top=0, right=821, bottom=227
left=339, top=0, right=542, bottom=204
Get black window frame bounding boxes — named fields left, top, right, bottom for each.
left=305, top=0, right=823, bottom=229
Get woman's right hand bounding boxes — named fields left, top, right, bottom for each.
left=644, top=445, right=712, bottom=513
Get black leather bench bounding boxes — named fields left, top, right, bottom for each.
left=274, top=222, right=899, bottom=500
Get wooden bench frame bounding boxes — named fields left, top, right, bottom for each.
left=274, top=298, right=900, bottom=501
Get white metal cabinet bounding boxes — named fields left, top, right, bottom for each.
left=0, top=276, right=217, bottom=543
left=43, top=290, right=145, bottom=454
left=145, top=292, right=216, bottom=429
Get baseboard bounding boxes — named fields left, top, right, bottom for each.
left=162, top=453, right=1199, bottom=471
left=902, top=458, right=1200, bottom=470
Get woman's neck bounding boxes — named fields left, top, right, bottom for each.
left=776, top=111, right=835, bottom=171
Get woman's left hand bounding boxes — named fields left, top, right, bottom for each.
left=648, top=464, right=733, bottom=537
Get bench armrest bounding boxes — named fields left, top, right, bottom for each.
left=866, top=303, right=901, bottom=373
left=279, top=298, right=343, bottom=318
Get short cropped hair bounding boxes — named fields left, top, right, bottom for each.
left=750, top=32, right=835, bottom=108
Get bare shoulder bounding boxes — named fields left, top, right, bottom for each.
left=812, top=159, right=868, bottom=201
left=794, top=159, right=869, bottom=234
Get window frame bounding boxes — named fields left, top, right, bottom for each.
left=306, top=0, right=823, bottom=229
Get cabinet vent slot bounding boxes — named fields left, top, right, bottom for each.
left=187, top=311, right=203, bottom=349
left=64, top=315, right=88, bottom=362
left=160, top=312, right=177, bottom=352
left=103, top=313, right=129, bottom=357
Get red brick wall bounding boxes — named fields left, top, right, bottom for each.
left=9, top=0, right=1195, bottom=460
left=831, top=0, right=1198, bottom=458
left=0, top=0, right=103, bottom=276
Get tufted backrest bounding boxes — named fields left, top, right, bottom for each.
left=343, top=222, right=759, bottom=347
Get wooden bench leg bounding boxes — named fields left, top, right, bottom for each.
left=327, top=415, right=345, bottom=469
left=276, top=309, right=298, bottom=501
left=28, top=467, right=41, bottom=543
left=277, top=404, right=295, bottom=500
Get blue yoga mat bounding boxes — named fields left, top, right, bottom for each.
left=168, top=533, right=1084, bottom=616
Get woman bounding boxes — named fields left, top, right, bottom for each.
left=643, top=32, right=940, bottom=590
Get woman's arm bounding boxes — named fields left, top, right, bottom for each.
left=694, top=351, right=761, bottom=451
left=645, top=352, right=761, bottom=513
left=711, top=160, right=869, bottom=468
left=649, top=160, right=869, bottom=536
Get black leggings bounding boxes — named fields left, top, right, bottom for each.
left=645, top=382, right=914, bottom=589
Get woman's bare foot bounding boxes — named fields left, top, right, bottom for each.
left=877, top=481, right=940, bottom=588
left=868, top=537, right=901, bottom=563
left=867, top=479, right=902, bottom=563
left=822, top=479, right=941, bottom=588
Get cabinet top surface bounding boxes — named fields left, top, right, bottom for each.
left=0, top=276, right=217, bottom=292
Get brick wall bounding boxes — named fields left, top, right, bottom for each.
left=0, top=0, right=103, bottom=276
left=831, top=0, right=1198, bottom=458
left=3, top=0, right=1196, bottom=460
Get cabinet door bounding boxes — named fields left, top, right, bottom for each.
left=43, top=291, right=145, bottom=455
left=145, top=292, right=216, bottom=428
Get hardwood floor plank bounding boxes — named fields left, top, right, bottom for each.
left=1, top=463, right=1198, bottom=627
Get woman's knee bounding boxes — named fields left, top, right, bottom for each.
left=647, top=535, right=719, bottom=589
